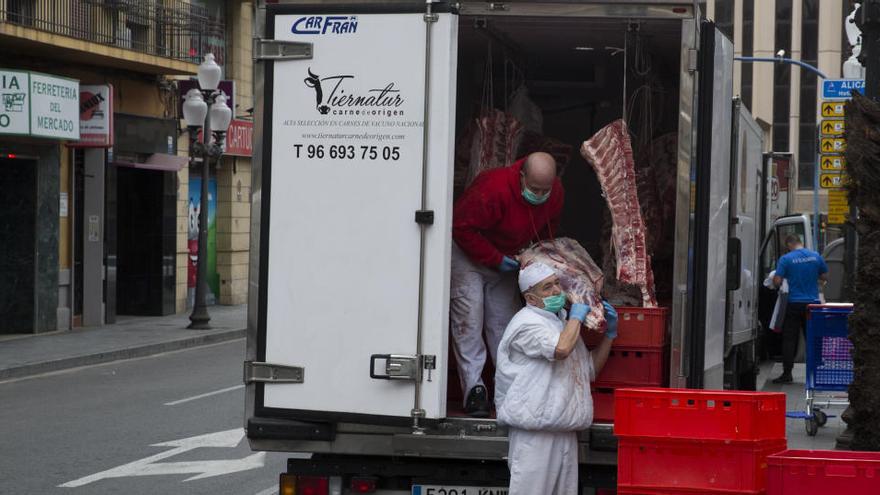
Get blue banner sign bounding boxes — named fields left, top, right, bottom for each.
left=822, top=79, right=865, bottom=99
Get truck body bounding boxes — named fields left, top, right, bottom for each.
left=244, top=1, right=804, bottom=492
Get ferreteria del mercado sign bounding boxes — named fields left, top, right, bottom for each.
left=0, top=69, right=80, bottom=140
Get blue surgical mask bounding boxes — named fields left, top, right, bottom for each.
left=542, top=292, right=566, bottom=313
left=522, top=187, right=550, bottom=205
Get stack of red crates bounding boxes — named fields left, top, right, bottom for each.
left=614, top=388, right=788, bottom=494
left=585, top=306, right=669, bottom=422
left=767, top=450, right=880, bottom=494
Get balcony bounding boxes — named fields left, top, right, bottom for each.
left=0, top=0, right=226, bottom=75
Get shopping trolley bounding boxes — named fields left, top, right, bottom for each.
left=799, top=303, right=853, bottom=436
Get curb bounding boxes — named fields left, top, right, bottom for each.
left=0, top=328, right=246, bottom=381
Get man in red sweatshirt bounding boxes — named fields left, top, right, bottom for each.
left=451, top=152, right=564, bottom=416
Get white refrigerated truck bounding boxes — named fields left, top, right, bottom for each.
left=243, top=1, right=812, bottom=492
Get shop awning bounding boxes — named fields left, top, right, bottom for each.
left=112, top=153, right=188, bottom=172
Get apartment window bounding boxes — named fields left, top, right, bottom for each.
left=798, top=0, right=819, bottom=190
left=7, top=0, right=36, bottom=27
left=127, top=21, right=149, bottom=53
left=714, top=0, right=734, bottom=40
left=773, top=0, right=793, bottom=152
left=741, top=0, right=754, bottom=111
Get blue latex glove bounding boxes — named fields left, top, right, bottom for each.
left=498, top=256, right=520, bottom=272
left=603, top=301, right=619, bottom=339
left=569, top=303, right=590, bottom=322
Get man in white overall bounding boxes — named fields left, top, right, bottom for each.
left=495, top=263, right=617, bottom=494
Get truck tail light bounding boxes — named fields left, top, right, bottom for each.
left=297, top=475, right=330, bottom=495
left=280, top=473, right=296, bottom=495
left=351, top=477, right=378, bottom=493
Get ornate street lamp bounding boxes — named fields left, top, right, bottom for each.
left=185, top=54, right=231, bottom=330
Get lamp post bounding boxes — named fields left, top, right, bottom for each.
left=183, top=53, right=231, bottom=330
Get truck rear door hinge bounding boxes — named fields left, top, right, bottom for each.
left=253, top=39, right=314, bottom=61
left=688, top=48, right=698, bottom=73
left=244, top=361, right=305, bottom=384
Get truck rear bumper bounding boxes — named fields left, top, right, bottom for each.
left=248, top=417, right=618, bottom=465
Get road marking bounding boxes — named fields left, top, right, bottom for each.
left=254, top=487, right=278, bottom=495
left=165, top=384, right=244, bottom=406
left=60, top=428, right=265, bottom=487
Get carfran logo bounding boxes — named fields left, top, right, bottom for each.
left=292, top=16, right=358, bottom=35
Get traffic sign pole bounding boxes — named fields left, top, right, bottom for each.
left=813, top=123, right=820, bottom=251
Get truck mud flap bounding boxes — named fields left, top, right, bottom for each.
left=248, top=417, right=335, bottom=441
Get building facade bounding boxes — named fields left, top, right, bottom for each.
left=706, top=0, right=855, bottom=245
left=0, top=0, right=252, bottom=334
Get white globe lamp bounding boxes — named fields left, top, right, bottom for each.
left=197, top=53, right=222, bottom=91
left=182, top=88, right=208, bottom=127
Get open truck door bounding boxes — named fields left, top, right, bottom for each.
left=723, top=98, right=763, bottom=390
left=675, top=20, right=734, bottom=390
left=246, top=2, right=458, bottom=430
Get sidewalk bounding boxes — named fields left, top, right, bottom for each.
left=760, top=361, right=847, bottom=450
left=0, top=305, right=246, bottom=381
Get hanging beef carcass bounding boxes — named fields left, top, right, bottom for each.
left=519, top=238, right=606, bottom=330
left=635, top=133, right=678, bottom=303
left=466, top=109, right=525, bottom=186
left=581, top=119, right=658, bottom=307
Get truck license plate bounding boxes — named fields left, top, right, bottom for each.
left=412, top=486, right=508, bottom=495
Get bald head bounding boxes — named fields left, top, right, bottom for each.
left=521, top=152, right=557, bottom=200
left=523, top=152, right=557, bottom=180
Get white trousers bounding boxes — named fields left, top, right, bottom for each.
left=507, top=428, right=579, bottom=495
left=449, top=244, right=521, bottom=399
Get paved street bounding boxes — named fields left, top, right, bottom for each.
left=0, top=328, right=841, bottom=495
left=0, top=339, right=289, bottom=495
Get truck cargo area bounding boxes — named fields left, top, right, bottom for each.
left=247, top=0, right=770, bottom=471
left=445, top=14, right=682, bottom=416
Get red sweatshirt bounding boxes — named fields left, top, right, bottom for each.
left=452, top=158, right=564, bottom=268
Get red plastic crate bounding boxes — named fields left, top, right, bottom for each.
left=614, top=388, right=786, bottom=441
left=767, top=449, right=880, bottom=494
left=585, top=306, right=669, bottom=348
left=594, top=347, right=667, bottom=388
left=592, top=388, right=616, bottom=422
left=618, top=437, right=787, bottom=494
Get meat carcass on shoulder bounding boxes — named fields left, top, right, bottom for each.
left=519, top=238, right=606, bottom=330
left=581, top=119, right=658, bottom=307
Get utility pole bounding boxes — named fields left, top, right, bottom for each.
left=838, top=0, right=880, bottom=451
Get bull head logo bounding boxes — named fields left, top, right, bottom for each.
left=304, top=68, right=331, bottom=114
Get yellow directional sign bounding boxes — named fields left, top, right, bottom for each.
left=828, top=190, right=848, bottom=205
left=820, top=173, right=847, bottom=189
left=820, top=137, right=847, bottom=153
left=820, top=155, right=846, bottom=171
left=821, top=119, right=845, bottom=136
left=828, top=189, right=849, bottom=224
left=822, top=101, right=846, bottom=117
left=828, top=211, right=847, bottom=224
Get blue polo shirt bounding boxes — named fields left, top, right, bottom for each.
left=775, top=248, right=828, bottom=303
